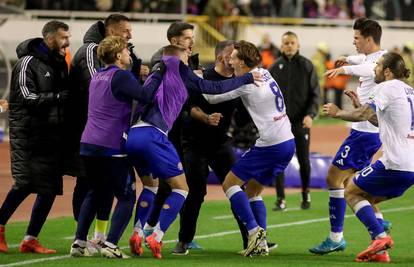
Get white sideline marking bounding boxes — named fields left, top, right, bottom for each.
left=2, top=205, right=413, bottom=267
left=213, top=207, right=301, bottom=220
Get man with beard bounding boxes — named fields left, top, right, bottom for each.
left=0, top=20, right=70, bottom=254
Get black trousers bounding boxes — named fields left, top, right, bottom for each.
left=179, top=143, right=248, bottom=247
left=275, top=121, right=311, bottom=198
left=0, top=187, right=55, bottom=237
left=75, top=156, right=135, bottom=241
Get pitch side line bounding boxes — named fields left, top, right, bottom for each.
left=213, top=207, right=301, bottom=220
left=2, top=205, right=413, bottom=267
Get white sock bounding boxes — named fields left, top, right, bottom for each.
left=376, top=232, right=387, bottom=239
left=247, top=226, right=259, bottom=237
left=375, top=212, right=384, bottom=220
left=133, top=227, right=144, bottom=238
left=23, top=235, right=36, bottom=241
left=153, top=227, right=164, bottom=243
left=93, top=232, right=106, bottom=241
left=329, top=232, right=343, bottom=242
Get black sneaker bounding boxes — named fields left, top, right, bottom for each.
left=171, top=241, right=189, bottom=255
left=272, top=199, right=287, bottom=211
left=267, top=242, right=278, bottom=251
left=301, top=192, right=311, bottom=210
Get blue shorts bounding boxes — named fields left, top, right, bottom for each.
left=332, top=129, right=382, bottom=171
left=232, top=139, right=295, bottom=186
left=354, top=161, right=414, bottom=198
left=125, top=126, right=184, bottom=180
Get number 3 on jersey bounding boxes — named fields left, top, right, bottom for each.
left=269, top=81, right=285, bottom=112
left=341, top=145, right=351, bottom=158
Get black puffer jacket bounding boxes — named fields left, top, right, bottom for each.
left=68, top=21, right=105, bottom=144
left=9, top=38, right=69, bottom=195
left=65, top=22, right=105, bottom=176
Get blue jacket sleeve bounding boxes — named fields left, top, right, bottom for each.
left=111, top=70, right=162, bottom=104
left=179, top=63, right=254, bottom=94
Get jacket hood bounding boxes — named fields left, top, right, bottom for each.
left=83, top=21, right=105, bottom=44
left=150, top=47, right=163, bottom=68
left=16, top=38, right=47, bottom=60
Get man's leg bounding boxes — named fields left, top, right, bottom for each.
left=273, top=173, right=286, bottom=211
left=0, top=187, right=31, bottom=253
left=309, top=165, right=354, bottom=254
left=345, top=180, right=392, bottom=261
left=71, top=157, right=115, bottom=257
left=144, top=180, right=171, bottom=232
left=20, top=193, right=57, bottom=254
left=102, top=161, right=136, bottom=259
left=292, top=122, right=311, bottom=209
left=173, top=148, right=209, bottom=255
left=210, top=144, right=249, bottom=249
left=223, top=172, right=265, bottom=257
left=72, top=176, right=89, bottom=222
left=130, top=174, right=158, bottom=256
left=147, top=174, right=188, bottom=259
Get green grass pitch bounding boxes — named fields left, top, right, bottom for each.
left=1, top=188, right=414, bottom=266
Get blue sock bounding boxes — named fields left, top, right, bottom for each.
left=106, top=198, right=135, bottom=245
left=354, top=201, right=385, bottom=240
left=329, top=189, right=346, bottom=233
left=158, top=190, right=187, bottom=233
left=249, top=197, right=266, bottom=229
left=226, top=186, right=258, bottom=232
left=134, top=187, right=156, bottom=230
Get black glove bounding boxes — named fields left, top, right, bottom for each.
left=54, top=90, right=70, bottom=102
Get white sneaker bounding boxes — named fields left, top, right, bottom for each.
left=101, top=242, right=130, bottom=259
left=70, top=242, right=92, bottom=257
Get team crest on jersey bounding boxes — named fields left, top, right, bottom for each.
left=279, top=64, right=284, bottom=70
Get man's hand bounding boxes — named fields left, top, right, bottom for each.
left=334, top=56, right=348, bottom=67
left=0, top=99, right=8, bottom=112
left=55, top=90, right=70, bottom=102
left=303, top=115, right=313, bottom=129
left=250, top=71, right=263, bottom=86
left=193, top=69, right=203, bottom=78
left=325, top=67, right=345, bottom=78
left=323, top=103, right=341, bottom=118
left=344, top=90, right=361, bottom=108
left=140, top=65, right=149, bottom=77
left=205, top=112, right=223, bottom=126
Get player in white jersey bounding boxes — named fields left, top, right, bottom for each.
left=203, top=41, right=295, bottom=257
left=322, top=52, right=414, bottom=263
left=309, top=18, right=391, bottom=257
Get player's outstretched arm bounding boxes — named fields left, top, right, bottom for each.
left=323, top=103, right=378, bottom=126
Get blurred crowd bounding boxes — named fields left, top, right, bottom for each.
left=1, top=0, right=413, bottom=21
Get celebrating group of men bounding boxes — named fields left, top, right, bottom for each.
left=0, top=14, right=413, bottom=264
